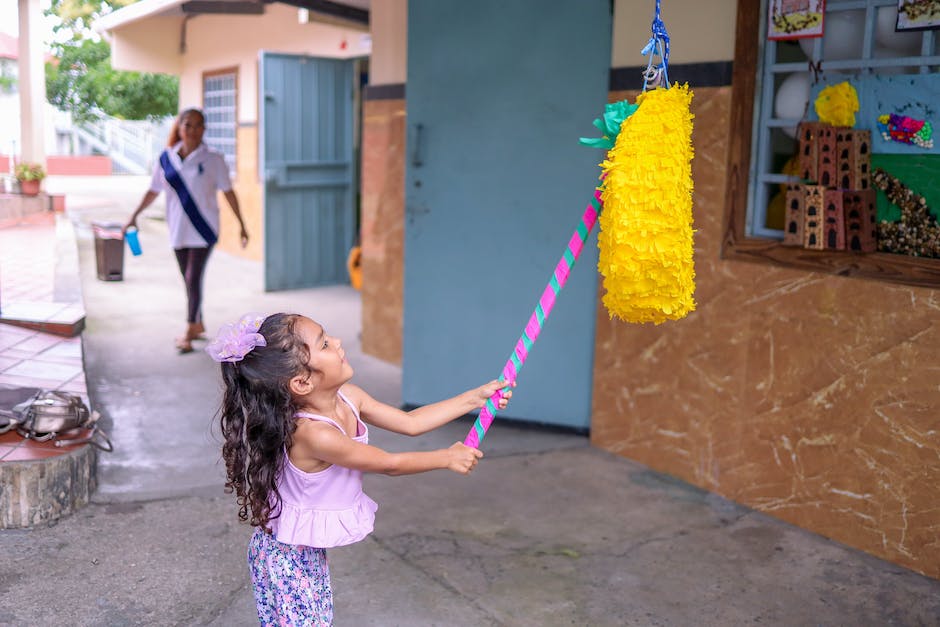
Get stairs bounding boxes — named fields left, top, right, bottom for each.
left=71, top=116, right=171, bottom=175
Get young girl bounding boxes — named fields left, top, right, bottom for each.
left=208, top=312, right=512, bottom=625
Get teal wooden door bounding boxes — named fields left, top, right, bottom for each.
left=403, top=1, right=611, bottom=430
left=260, top=53, right=355, bottom=291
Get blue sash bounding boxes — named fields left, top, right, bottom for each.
left=159, top=150, right=217, bottom=246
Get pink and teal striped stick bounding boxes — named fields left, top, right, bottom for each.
left=464, top=188, right=603, bottom=448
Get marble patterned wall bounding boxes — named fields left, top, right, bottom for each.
left=591, top=86, right=940, bottom=579
left=360, top=98, right=406, bottom=363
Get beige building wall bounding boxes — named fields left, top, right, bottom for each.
left=212, top=126, right=264, bottom=261
left=611, top=0, right=737, bottom=66
left=369, top=0, right=408, bottom=85
left=179, top=3, right=369, bottom=122
left=181, top=6, right=368, bottom=260
left=107, top=3, right=370, bottom=261
left=108, top=17, right=183, bottom=75
left=362, top=0, right=738, bottom=87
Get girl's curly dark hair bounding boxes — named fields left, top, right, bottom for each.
left=218, top=313, right=312, bottom=529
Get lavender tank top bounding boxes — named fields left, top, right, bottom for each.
left=268, top=390, right=378, bottom=548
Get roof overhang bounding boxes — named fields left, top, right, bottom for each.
left=94, top=0, right=190, bottom=33
left=94, top=0, right=369, bottom=34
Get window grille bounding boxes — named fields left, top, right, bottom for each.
left=203, top=71, right=237, bottom=176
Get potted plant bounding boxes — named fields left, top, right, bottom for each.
left=15, top=162, right=46, bottom=196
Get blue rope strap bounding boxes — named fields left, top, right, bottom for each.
left=641, top=0, right=671, bottom=90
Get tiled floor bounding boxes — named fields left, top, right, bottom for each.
left=0, top=210, right=91, bottom=463
left=0, top=324, right=85, bottom=391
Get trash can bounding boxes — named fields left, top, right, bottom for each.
left=92, top=222, right=125, bottom=281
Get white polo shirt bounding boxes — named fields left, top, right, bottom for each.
left=149, top=142, right=233, bottom=249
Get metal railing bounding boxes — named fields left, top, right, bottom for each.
left=71, top=115, right=171, bottom=175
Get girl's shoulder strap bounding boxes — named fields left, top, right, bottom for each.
left=336, top=388, right=360, bottom=418
left=294, top=412, right=347, bottom=436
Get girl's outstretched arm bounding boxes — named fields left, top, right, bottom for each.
left=342, top=380, right=513, bottom=437
left=291, top=421, right=482, bottom=476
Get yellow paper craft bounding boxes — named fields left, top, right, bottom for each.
left=598, top=84, right=696, bottom=324
left=814, top=81, right=859, bottom=127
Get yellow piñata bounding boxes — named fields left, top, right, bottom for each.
left=598, top=84, right=696, bottom=324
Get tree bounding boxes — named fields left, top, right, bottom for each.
left=49, top=0, right=136, bottom=34
left=46, top=39, right=178, bottom=123
left=44, top=0, right=178, bottom=123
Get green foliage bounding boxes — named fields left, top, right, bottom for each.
left=48, top=0, right=137, bottom=33
left=44, top=0, right=178, bottom=123
left=15, top=163, right=46, bottom=182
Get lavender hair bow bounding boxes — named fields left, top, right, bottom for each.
left=205, top=313, right=267, bottom=363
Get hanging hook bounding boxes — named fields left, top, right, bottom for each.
left=643, top=65, right=664, bottom=89
left=641, top=0, right=671, bottom=91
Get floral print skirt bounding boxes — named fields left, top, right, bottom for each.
left=248, top=527, right=334, bottom=626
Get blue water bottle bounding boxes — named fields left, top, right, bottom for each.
left=125, top=227, right=142, bottom=256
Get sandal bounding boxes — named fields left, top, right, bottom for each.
left=189, top=322, right=207, bottom=341
left=175, top=337, right=194, bottom=354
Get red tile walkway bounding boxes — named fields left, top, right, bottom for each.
left=0, top=210, right=90, bottom=462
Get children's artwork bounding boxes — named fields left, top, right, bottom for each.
left=896, top=0, right=940, bottom=31
left=807, top=74, right=940, bottom=155
left=768, top=0, right=826, bottom=40
left=814, top=81, right=859, bottom=127
left=877, top=113, right=934, bottom=148
left=874, top=168, right=940, bottom=258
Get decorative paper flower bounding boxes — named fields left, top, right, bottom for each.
left=205, top=313, right=267, bottom=362
left=597, top=84, right=696, bottom=324
left=814, top=81, right=859, bottom=127
left=580, top=100, right=641, bottom=150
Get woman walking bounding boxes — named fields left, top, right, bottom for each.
left=125, top=107, right=249, bottom=353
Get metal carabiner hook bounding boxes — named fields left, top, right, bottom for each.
left=643, top=66, right=664, bottom=89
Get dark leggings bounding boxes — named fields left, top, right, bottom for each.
left=173, top=246, right=212, bottom=324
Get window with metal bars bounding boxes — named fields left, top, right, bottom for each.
left=722, top=0, right=940, bottom=288
left=202, top=70, right=238, bottom=177
left=749, top=0, right=939, bottom=239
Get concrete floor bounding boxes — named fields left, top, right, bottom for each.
left=0, top=176, right=938, bottom=626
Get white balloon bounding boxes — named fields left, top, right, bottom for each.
left=875, top=6, right=922, bottom=55
left=799, top=10, right=865, bottom=60
left=774, top=72, right=811, bottom=138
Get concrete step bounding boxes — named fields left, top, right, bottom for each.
left=0, top=193, right=67, bottom=227
left=0, top=301, right=86, bottom=337
left=0, top=193, right=49, bottom=227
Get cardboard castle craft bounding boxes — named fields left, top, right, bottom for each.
left=788, top=121, right=874, bottom=252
